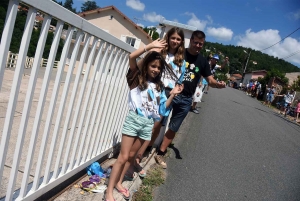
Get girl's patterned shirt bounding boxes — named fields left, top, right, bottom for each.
left=126, top=68, right=170, bottom=121
left=161, top=53, right=186, bottom=89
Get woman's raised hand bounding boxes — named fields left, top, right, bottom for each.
left=148, top=38, right=167, bottom=51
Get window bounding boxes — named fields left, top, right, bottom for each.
left=121, top=35, right=141, bottom=49
left=126, top=37, right=136, bottom=47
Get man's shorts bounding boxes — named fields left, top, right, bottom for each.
left=166, top=94, right=193, bottom=132
left=284, top=102, right=291, bottom=108
left=122, top=111, right=154, bottom=141
left=267, top=94, right=274, bottom=102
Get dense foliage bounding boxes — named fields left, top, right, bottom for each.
left=142, top=27, right=159, bottom=40
left=0, top=1, right=64, bottom=60
left=81, top=1, right=99, bottom=12
left=202, top=41, right=300, bottom=75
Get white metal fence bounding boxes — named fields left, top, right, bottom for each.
left=0, top=0, right=135, bottom=200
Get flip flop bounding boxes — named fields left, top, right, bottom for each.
left=115, top=187, right=130, bottom=200
left=138, top=169, right=147, bottom=178
left=134, top=162, right=146, bottom=178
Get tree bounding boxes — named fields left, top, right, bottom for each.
left=63, top=0, right=77, bottom=13
left=291, top=75, right=300, bottom=91
left=143, top=27, right=159, bottom=40
left=81, top=1, right=99, bottom=12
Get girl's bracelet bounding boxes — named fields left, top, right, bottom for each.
left=144, top=45, right=147, bottom=52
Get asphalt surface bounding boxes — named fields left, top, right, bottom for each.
left=154, top=87, right=300, bottom=201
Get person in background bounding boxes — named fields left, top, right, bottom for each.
left=205, top=54, right=229, bottom=94
left=265, top=85, right=276, bottom=107
left=277, top=89, right=295, bottom=117
left=190, top=78, right=203, bottom=114
left=294, top=99, right=300, bottom=123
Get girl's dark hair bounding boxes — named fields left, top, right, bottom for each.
left=139, top=51, right=178, bottom=92
left=161, top=27, right=185, bottom=71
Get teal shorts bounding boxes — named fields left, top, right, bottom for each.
left=122, top=111, right=154, bottom=141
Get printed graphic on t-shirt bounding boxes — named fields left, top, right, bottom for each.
left=183, top=62, right=199, bottom=82
left=128, top=82, right=161, bottom=120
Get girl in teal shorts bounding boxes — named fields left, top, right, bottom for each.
left=105, top=39, right=183, bottom=201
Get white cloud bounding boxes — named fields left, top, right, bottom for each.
left=292, top=9, right=300, bottom=20
left=237, top=29, right=300, bottom=66
left=184, top=12, right=207, bottom=30
left=126, top=0, right=145, bottom=11
left=137, top=23, right=144, bottom=28
left=143, top=12, right=164, bottom=23
left=206, top=27, right=233, bottom=41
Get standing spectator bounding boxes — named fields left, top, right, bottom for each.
left=190, top=79, right=203, bottom=113
left=266, top=85, right=276, bottom=107
left=154, top=30, right=226, bottom=169
left=204, top=54, right=229, bottom=94
left=256, top=82, right=261, bottom=99
left=294, top=99, right=300, bottom=123
left=277, top=89, right=295, bottom=117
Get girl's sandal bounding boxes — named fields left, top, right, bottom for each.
left=115, top=187, right=130, bottom=200
left=134, top=160, right=147, bottom=178
left=138, top=169, right=147, bottom=178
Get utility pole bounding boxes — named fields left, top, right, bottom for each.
left=241, top=50, right=251, bottom=84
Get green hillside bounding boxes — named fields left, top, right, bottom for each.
left=202, top=41, right=300, bottom=75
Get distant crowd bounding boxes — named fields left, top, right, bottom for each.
left=234, top=79, right=300, bottom=123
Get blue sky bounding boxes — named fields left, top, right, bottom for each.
left=73, top=0, right=300, bottom=67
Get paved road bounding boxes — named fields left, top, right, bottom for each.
left=154, top=87, right=300, bottom=201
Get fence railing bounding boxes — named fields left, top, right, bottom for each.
left=0, top=0, right=135, bottom=200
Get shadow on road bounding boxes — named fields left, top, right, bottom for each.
left=168, top=144, right=182, bottom=159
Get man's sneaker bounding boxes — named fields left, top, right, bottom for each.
left=191, top=108, right=199, bottom=114
left=154, top=155, right=167, bottom=169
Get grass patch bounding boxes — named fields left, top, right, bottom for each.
left=132, top=164, right=166, bottom=201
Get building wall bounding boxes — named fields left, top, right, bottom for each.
left=243, top=73, right=252, bottom=84
left=251, top=72, right=267, bottom=80
left=243, top=72, right=267, bottom=84
left=82, top=9, right=152, bottom=49
left=285, top=72, right=300, bottom=85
